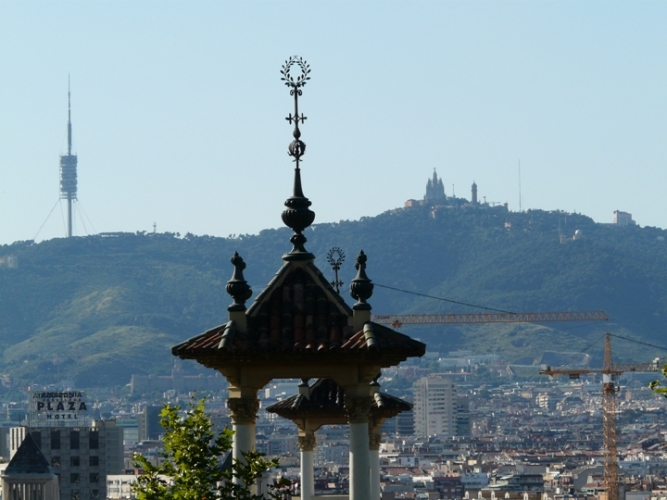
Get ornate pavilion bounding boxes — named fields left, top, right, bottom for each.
left=172, top=56, right=425, bottom=500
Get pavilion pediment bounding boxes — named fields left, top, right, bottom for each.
left=172, top=253, right=426, bottom=364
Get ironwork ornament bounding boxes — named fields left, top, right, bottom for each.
left=327, top=247, right=345, bottom=293
left=281, top=56, right=315, bottom=261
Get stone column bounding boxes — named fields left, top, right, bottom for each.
left=369, top=431, right=382, bottom=500
left=227, top=397, right=260, bottom=465
left=345, top=395, right=373, bottom=500
left=298, top=432, right=316, bottom=500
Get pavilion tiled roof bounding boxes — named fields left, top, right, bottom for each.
left=172, top=260, right=425, bottom=364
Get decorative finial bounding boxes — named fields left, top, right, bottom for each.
left=280, top=56, right=315, bottom=261
left=350, top=250, right=374, bottom=310
left=327, top=247, right=345, bottom=293
left=281, top=56, right=310, bottom=164
left=226, top=252, right=252, bottom=311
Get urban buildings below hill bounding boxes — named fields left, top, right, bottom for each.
left=0, top=352, right=665, bottom=500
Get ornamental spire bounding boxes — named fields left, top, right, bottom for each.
left=280, top=56, right=315, bottom=261
left=226, top=252, right=252, bottom=311
left=350, top=250, right=374, bottom=310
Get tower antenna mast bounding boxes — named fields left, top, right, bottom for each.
left=60, top=76, right=78, bottom=237
left=67, top=75, right=72, bottom=156
left=518, top=159, right=522, bottom=213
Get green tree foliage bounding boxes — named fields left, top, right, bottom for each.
left=649, top=364, right=667, bottom=398
left=132, top=398, right=289, bottom=500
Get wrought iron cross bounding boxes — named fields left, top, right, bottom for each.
left=281, top=56, right=311, bottom=167
left=327, top=247, right=345, bottom=293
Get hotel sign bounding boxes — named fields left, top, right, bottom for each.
left=28, top=391, right=89, bottom=427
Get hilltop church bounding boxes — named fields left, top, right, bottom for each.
left=405, top=170, right=480, bottom=208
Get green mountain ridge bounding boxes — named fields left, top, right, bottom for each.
left=1, top=204, right=666, bottom=388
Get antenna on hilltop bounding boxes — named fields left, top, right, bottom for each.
left=34, top=77, right=95, bottom=241
left=60, top=76, right=78, bottom=237
left=67, top=75, right=72, bottom=156
left=518, top=159, right=522, bottom=213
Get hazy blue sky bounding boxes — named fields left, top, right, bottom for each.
left=1, top=1, right=665, bottom=245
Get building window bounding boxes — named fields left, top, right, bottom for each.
left=51, top=456, right=61, bottom=467
left=90, top=473, right=100, bottom=483
left=70, top=456, right=80, bottom=467
left=70, top=491, right=79, bottom=500
left=51, top=431, right=61, bottom=450
left=89, top=430, right=99, bottom=449
left=89, top=456, right=99, bottom=467
left=70, top=473, right=80, bottom=484
left=70, top=430, right=80, bottom=449
left=91, top=491, right=99, bottom=499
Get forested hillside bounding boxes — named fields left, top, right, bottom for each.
left=1, top=204, right=666, bottom=387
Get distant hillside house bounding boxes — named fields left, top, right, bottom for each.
left=613, top=210, right=636, bottom=226
left=0, top=255, right=18, bottom=269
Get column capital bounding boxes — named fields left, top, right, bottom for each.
left=369, top=432, right=382, bottom=451
left=345, top=395, right=373, bottom=424
left=227, top=397, right=259, bottom=425
left=297, top=433, right=317, bottom=452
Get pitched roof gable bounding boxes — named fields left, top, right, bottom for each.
left=248, top=260, right=352, bottom=317
left=4, top=433, right=52, bottom=476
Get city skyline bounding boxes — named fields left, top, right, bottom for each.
left=1, top=2, right=666, bottom=245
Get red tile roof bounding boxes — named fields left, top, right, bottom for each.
left=172, top=260, right=425, bottom=366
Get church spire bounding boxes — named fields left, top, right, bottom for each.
left=424, top=169, right=446, bottom=204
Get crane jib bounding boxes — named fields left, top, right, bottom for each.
left=371, top=311, right=609, bottom=325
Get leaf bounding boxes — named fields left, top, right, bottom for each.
left=132, top=397, right=282, bottom=500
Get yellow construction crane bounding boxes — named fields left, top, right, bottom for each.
left=540, top=333, right=662, bottom=500
left=372, top=310, right=609, bottom=328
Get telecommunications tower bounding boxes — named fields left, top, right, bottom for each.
left=59, top=79, right=78, bottom=237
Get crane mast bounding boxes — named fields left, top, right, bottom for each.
left=602, top=334, right=618, bottom=500
left=540, top=333, right=663, bottom=500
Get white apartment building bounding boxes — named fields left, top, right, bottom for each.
left=413, top=376, right=459, bottom=438
left=613, top=210, right=635, bottom=226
